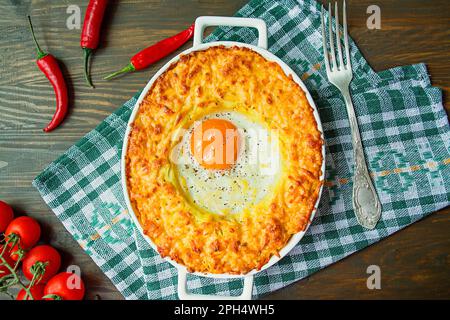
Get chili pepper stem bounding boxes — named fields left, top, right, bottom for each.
left=104, top=63, right=136, bottom=80
left=83, top=47, right=95, bottom=88
left=27, top=16, right=47, bottom=60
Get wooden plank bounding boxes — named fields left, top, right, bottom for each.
left=0, top=0, right=448, bottom=300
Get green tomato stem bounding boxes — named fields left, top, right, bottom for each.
left=42, top=293, right=62, bottom=300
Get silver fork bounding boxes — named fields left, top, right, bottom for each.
left=321, top=1, right=381, bottom=229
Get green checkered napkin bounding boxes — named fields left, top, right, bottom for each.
left=33, top=0, right=450, bottom=299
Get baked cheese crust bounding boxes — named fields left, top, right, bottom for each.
left=126, top=46, right=323, bottom=274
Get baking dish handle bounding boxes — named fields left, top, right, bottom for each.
left=177, top=269, right=254, bottom=300
left=193, top=16, right=268, bottom=49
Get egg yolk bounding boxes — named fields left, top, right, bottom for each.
left=190, top=118, right=240, bottom=170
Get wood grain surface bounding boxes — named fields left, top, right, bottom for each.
left=0, top=0, right=449, bottom=300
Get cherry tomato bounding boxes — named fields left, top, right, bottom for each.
left=16, top=284, right=45, bottom=300
left=5, top=217, right=41, bottom=260
left=22, top=245, right=61, bottom=284
left=0, top=200, right=14, bottom=233
left=44, top=272, right=85, bottom=300
left=0, top=245, right=15, bottom=279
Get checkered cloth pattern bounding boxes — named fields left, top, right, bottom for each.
left=33, top=0, right=450, bottom=299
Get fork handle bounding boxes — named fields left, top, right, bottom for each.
left=342, top=87, right=382, bottom=229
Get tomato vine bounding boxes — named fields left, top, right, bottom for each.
left=0, top=234, right=35, bottom=300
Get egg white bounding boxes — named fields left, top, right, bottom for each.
left=174, top=111, right=281, bottom=216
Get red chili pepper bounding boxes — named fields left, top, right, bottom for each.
left=28, top=16, right=69, bottom=133
left=104, top=23, right=195, bottom=80
left=81, top=0, right=109, bottom=88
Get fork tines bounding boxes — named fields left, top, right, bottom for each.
left=321, top=1, right=351, bottom=73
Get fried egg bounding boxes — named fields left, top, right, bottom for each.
left=174, top=111, right=281, bottom=216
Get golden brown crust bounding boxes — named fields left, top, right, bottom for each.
left=126, top=46, right=323, bottom=274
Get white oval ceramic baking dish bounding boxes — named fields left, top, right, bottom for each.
left=121, top=16, right=326, bottom=300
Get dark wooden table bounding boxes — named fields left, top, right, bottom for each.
left=0, top=0, right=449, bottom=300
